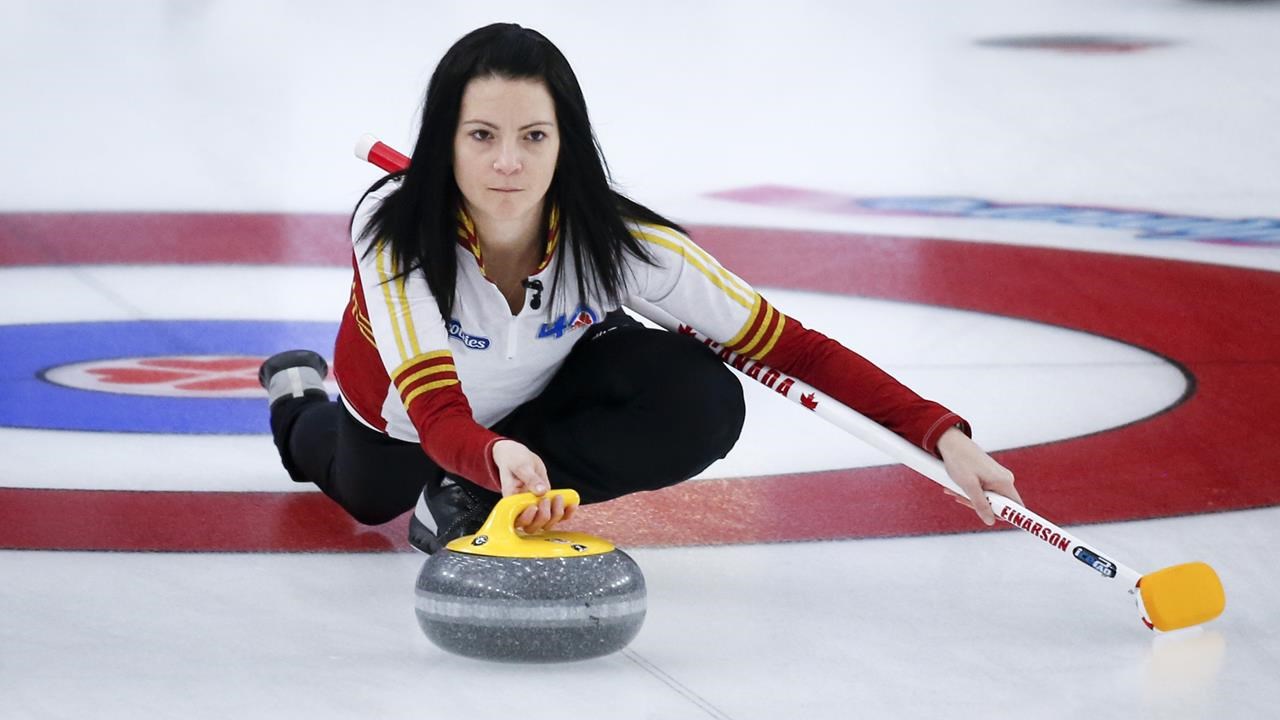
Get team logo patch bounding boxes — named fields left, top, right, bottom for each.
left=447, top=319, right=491, bottom=350
left=538, top=304, right=599, bottom=339
left=568, top=306, right=598, bottom=331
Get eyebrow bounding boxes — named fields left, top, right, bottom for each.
left=460, top=120, right=555, bottom=130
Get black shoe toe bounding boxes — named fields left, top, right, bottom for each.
left=258, top=350, right=329, bottom=389
left=408, top=481, right=496, bottom=554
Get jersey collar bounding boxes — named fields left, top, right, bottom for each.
left=455, top=205, right=560, bottom=278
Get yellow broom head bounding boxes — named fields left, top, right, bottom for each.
left=1139, top=562, right=1225, bottom=632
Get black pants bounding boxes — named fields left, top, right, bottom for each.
left=268, top=318, right=746, bottom=526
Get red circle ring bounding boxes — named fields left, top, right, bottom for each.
left=1, top=213, right=1277, bottom=551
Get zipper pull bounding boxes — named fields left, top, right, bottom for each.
left=521, top=278, right=544, bottom=310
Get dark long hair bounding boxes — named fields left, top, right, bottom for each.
left=355, top=23, right=684, bottom=319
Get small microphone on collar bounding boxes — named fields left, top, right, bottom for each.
left=521, top=278, right=544, bottom=310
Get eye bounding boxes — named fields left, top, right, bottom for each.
left=526, top=130, right=547, bottom=142
left=468, top=129, right=492, bottom=141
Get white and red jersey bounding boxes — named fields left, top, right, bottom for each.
left=334, top=182, right=967, bottom=493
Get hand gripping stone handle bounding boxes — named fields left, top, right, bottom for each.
left=354, top=134, right=1224, bottom=632
left=483, top=489, right=582, bottom=540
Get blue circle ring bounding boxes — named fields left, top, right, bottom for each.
left=0, top=320, right=337, bottom=434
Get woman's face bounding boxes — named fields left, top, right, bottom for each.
left=453, top=76, right=560, bottom=226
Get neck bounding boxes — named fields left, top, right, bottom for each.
left=467, top=201, right=545, bottom=281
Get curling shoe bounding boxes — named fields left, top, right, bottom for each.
left=408, top=476, right=496, bottom=554
left=258, top=349, right=329, bottom=406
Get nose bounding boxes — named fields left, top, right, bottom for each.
left=492, top=140, right=522, bottom=175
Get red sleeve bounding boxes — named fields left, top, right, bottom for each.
left=756, top=315, right=970, bottom=457
left=392, top=353, right=504, bottom=493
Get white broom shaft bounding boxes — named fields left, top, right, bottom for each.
left=790, top=374, right=1141, bottom=586
left=354, top=136, right=1142, bottom=587
left=627, top=299, right=1143, bottom=587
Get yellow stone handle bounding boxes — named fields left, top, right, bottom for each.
left=446, top=488, right=612, bottom=557
left=477, top=488, right=582, bottom=540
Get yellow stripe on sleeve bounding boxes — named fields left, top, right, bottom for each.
left=391, top=350, right=452, bottom=381
left=395, top=363, right=456, bottom=393
left=738, top=303, right=777, bottom=358
left=349, top=290, right=377, bottom=345
left=635, top=223, right=754, bottom=299
left=375, top=242, right=409, bottom=362
left=633, top=230, right=753, bottom=310
left=402, top=378, right=461, bottom=407
left=395, top=273, right=422, bottom=357
left=753, top=312, right=787, bottom=360
left=354, top=321, right=376, bottom=347
left=724, top=294, right=765, bottom=349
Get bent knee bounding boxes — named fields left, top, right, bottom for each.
left=665, top=343, right=746, bottom=431
left=644, top=356, right=746, bottom=463
left=691, top=364, right=745, bottom=450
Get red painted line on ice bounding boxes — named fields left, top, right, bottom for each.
left=0, top=213, right=350, bottom=267
left=1, top=214, right=1278, bottom=551
left=0, top=488, right=403, bottom=553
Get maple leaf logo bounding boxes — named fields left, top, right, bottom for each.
left=677, top=324, right=696, bottom=336
left=87, top=357, right=262, bottom=391
left=800, top=392, right=818, bottom=410
left=44, top=355, right=327, bottom=399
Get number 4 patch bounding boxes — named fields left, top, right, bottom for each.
left=537, top=305, right=599, bottom=339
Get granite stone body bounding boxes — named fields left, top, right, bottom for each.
left=415, top=548, right=647, bottom=663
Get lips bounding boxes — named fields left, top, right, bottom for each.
left=490, top=187, right=522, bottom=193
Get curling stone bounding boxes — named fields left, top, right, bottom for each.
left=414, top=489, right=646, bottom=663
